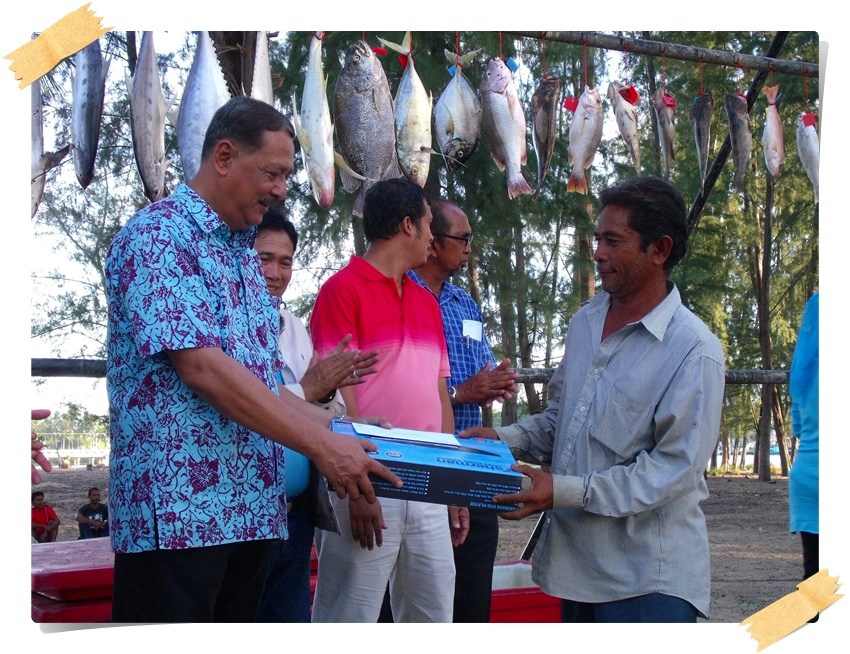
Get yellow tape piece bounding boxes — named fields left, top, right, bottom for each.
left=741, top=569, right=843, bottom=651
left=4, top=3, right=110, bottom=89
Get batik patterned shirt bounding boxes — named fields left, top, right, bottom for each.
left=106, top=183, right=285, bottom=553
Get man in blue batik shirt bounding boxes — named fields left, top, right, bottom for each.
left=105, top=96, right=399, bottom=623
left=408, top=198, right=518, bottom=622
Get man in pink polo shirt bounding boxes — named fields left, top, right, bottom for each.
left=310, top=178, right=469, bottom=622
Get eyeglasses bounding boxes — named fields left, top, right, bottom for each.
left=434, top=233, right=474, bottom=247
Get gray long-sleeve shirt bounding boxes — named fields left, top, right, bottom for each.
left=496, top=286, right=725, bottom=618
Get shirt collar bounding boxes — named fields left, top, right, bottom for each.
left=590, top=284, right=681, bottom=342
left=175, top=183, right=257, bottom=248
left=349, top=255, right=399, bottom=284
left=636, top=284, right=681, bottom=341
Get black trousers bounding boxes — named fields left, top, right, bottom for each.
left=111, top=540, right=272, bottom=622
left=801, top=531, right=820, bottom=623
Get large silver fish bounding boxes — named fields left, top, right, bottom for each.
left=292, top=32, right=334, bottom=209
left=251, top=31, right=274, bottom=106
left=177, top=31, right=230, bottom=182
left=531, top=75, right=562, bottom=198
left=761, top=85, right=785, bottom=178
left=434, top=49, right=481, bottom=171
left=31, top=75, right=69, bottom=218
left=333, top=40, right=400, bottom=217
left=607, top=80, right=640, bottom=175
left=566, top=85, right=604, bottom=194
left=651, top=86, right=677, bottom=180
left=71, top=39, right=109, bottom=189
left=378, top=32, right=433, bottom=188
left=128, top=31, right=167, bottom=202
left=690, top=92, right=714, bottom=186
left=480, top=57, right=532, bottom=199
left=796, top=112, right=819, bottom=204
left=724, top=93, right=752, bottom=193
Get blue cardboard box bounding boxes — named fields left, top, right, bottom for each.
left=330, top=419, right=523, bottom=511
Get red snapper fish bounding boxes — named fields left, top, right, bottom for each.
left=566, top=85, right=604, bottom=194
left=480, top=57, right=532, bottom=199
left=761, top=85, right=785, bottom=178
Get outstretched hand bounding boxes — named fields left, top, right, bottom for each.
left=493, top=464, right=553, bottom=520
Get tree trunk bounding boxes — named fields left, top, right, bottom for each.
left=756, top=178, right=774, bottom=481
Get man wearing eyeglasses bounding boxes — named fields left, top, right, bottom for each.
left=408, top=198, right=518, bottom=622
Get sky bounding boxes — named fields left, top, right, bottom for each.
left=4, top=1, right=847, bottom=651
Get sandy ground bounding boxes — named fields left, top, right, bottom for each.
left=32, top=467, right=800, bottom=623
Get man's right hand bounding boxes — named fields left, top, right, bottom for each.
left=348, top=496, right=386, bottom=549
left=456, top=359, right=518, bottom=407
left=314, top=430, right=402, bottom=503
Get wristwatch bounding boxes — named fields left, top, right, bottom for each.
left=447, top=385, right=457, bottom=403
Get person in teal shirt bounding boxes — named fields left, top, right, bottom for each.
left=789, top=292, right=819, bottom=594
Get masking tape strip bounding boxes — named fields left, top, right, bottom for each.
left=4, top=3, right=110, bottom=89
left=741, top=569, right=843, bottom=651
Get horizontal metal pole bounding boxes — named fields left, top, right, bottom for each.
left=32, top=358, right=788, bottom=385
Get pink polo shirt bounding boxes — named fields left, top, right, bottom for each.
left=310, top=255, right=449, bottom=432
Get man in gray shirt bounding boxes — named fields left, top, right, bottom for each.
left=464, top=177, right=725, bottom=622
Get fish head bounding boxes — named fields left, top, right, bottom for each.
left=581, top=86, right=603, bottom=111
left=442, top=136, right=479, bottom=170
left=341, top=40, right=378, bottom=86
left=481, top=58, right=511, bottom=94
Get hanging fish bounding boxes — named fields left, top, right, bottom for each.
left=292, top=32, right=335, bottom=209
left=690, top=92, right=714, bottom=186
left=724, top=92, right=752, bottom=194
left=480, top=57, right=532, bottom=199
left=377, top=32, right=433, bottom=188
left=251, top=31, right=274, bottom=106
left=761, top=85, right=785, bottom=178
left=31, top=74, right=70, bottom=218
left=530, top=75, right=562, bottom=198
left=566, top=85, right=604, bottom=194
left=607, top=80, right=641, bottom=175
left=177, top=31, right=231, bottom=182
left=651, top=86, right=677, bottom=180
left=796, top=111, right=819, bottom=204
left=434, top=48, right=482, bottom=171
left=128, top=31, right=167, bottom=202
left=333, top=39, right=400, bottom=217
left=71, top=39, right=109, bottom=189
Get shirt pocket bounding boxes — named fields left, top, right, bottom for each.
left=587, top=382, right=655, bottom=464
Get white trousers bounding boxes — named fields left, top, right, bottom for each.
left=312, top=495, right=456, bottom=622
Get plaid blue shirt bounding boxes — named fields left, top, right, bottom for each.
left=408, top=270, right=497, bottom=432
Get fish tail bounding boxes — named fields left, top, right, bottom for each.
left=507, top=173, right=533, bottom=199
left=567, top=171, right=588, bottom=194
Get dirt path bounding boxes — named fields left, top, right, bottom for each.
left=32, top=469, right=800, bottom=623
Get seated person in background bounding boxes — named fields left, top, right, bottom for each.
left=76, top=487, right=110, bottom=539
left=31, top=490, right=60, bottom=543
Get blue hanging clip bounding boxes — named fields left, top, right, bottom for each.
left=505, top=57, right=519, bottom=73
left=447, top=64, right=457, bottom=76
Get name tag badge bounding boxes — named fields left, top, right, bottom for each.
left=462, top=320, right=483, bottom=348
